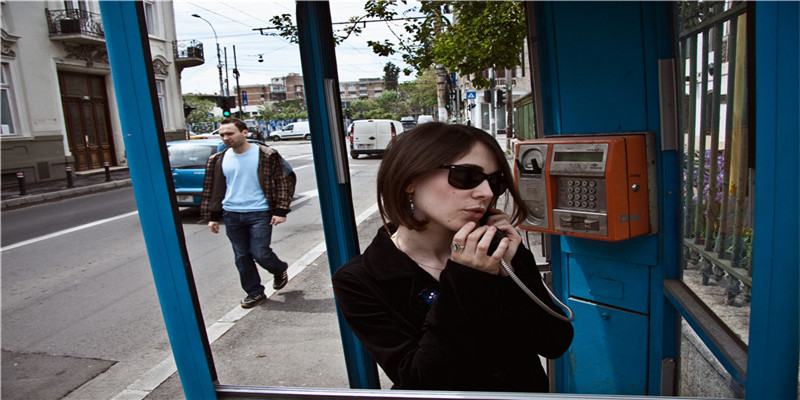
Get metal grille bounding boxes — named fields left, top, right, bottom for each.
left=678, top=1, right=753, bottom=312
left=45, top=8, right=105, bottom=38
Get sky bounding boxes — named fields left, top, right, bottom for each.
left=173, top=0, right=418, bottom=95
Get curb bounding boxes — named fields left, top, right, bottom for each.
left=1, top=179, right=133, bottom=210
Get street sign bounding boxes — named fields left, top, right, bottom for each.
left=466, top=91, right=477, bottom=100
left=242, top=91, right=248, bottom=106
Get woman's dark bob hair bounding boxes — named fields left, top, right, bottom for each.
left=377, top=122, right=528, bottom=231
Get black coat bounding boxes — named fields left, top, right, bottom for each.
left=332, top=227, right=574, bottom=392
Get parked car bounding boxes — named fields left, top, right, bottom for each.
left=417, top=115, right=435, bottom=124
left=270, top=121, right=311, bottom=141
left=167, top=138, right=286, bottom=207
left=400, top=116, right=416, bottom=131
left=347, top=119, right=404, bottom=159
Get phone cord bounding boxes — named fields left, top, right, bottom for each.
left=500, top=259, right=575, bottom=322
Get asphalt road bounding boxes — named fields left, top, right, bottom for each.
left=1, top=142, right=383, bottom=400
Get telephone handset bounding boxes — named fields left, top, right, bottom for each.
left=479, top=212, right=507, bottom=255
left=478, top=211, right=574, bottom=322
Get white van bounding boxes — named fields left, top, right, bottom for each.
left=271, top=121, right=311, bottom=141
left=417, top=115, right=435, bottom=124
left=348, top=119, right=404, bottom=159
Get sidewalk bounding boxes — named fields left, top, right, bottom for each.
left=1, top=166, right=132, bottom=210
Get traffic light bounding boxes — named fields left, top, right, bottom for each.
left=484, top=90, right=492, bottom=103
left=496, top=90, right=506, bottom=107
left=221, top=99, right=231, bottom=117
left=217, top=96, right=232, bottom=117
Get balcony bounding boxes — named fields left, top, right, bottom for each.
left=174, top=40, right=204, bottom=69
left=45, top=8, right=105, bottom=45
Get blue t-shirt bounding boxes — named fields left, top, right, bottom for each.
left=221, top=145, right=269, bottom=212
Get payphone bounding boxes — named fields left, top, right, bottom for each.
left=515, top=133, right=657, bottom=241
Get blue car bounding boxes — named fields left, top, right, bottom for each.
left=167, top=139, right=226, bottom=207
left=167, top=138, right=293, bottom=207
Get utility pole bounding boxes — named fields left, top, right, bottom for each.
left=224, top=47, right=230, bottom=97
left=233, top=45, right=241, bottom=117
left=506, top=67, right=513, bottom=151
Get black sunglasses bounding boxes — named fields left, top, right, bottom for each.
left=439, top=164, right=507, bottom=195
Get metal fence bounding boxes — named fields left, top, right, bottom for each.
left=678, top=1, right=753, bottom=309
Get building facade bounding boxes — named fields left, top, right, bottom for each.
left=1, top=0, right=200, bottom=182
left=457, top=40, right=532, bottom=135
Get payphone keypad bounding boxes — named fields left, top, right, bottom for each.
left=557, top=178, right=607, bottom=212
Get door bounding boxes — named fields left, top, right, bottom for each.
left=59, top=72, right=116, bottom=171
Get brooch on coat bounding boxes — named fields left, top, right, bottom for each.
left=418, top=288, right=439, bottom=308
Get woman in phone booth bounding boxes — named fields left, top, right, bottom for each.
left=332, top=122, right=574, bottom=392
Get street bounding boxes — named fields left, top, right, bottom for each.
left=1, top=142, right=384, bottom=399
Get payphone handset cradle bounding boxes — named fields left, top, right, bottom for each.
left=515, top=132, right=657, bottom=241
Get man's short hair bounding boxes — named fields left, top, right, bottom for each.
left=220, top=118, right=248, bottom=132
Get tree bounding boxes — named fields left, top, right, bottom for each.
left=182, top=95, right=216, bottom=123
left=398, top=69, right=438, bottom=115
left=268, top=1, right=526, bottom=120
left=383, top=62, right=400, bottom=91
left=268, top=1, right=525, bottom=87
left=257, top=99, right=308, bottom=121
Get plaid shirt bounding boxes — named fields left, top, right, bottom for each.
left=200, top=143, right=292, bottom=221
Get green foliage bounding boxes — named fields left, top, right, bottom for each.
left=347, top=90, right=410, bottom=120
left=258, top=99, right=308, bottom=121
left=398, top=69, right=437, bottom=113
left=383, top=62, right=400, bottom=91
left=183, top=95, right=216, bottom=123
left=268, top=1, right=526, bottom=88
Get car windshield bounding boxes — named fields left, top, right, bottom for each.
left=168, top=143, right=217, bottom=169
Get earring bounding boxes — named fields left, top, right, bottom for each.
left=408, top=193, right=414, bottom=217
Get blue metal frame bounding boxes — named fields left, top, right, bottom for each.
left=747, top=2, right=800, bottom=398
left=98, top=1, right=217, bottom=398
left=295, top=1, right=379, bottom=390
left=532, top=2, right=677, bottom=394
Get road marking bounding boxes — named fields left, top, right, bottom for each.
left=112, top=202, right=379, bottom=400
left=0, top=211, right=140, bottom=252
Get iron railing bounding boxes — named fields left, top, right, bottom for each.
left=45, top=8, right=105, bottom=38
left=678, top=1, right=752, bottom=312
left=174, top=40, right=204, bottom=60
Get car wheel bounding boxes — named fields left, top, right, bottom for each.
left=272, top=136, right=281, bottom=142
left=350, top=151, right=359, bottom=159
left=304, top=134, right=312, bottom=141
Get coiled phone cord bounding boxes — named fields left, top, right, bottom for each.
left=500, top=259, right=575, bottom=322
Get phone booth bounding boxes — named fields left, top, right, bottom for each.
left=98, top=1, right=796, bottom=399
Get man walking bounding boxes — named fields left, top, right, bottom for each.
left=201, top=118, right=291, bottom=308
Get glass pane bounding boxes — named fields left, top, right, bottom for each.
left=167, top=143, right=216, bottom=169
left=82, top=103, right=96, bottom=145
left=67, top=102, right=84, bottom=146
left=63, top=75, right=89, bottom=96
left=1, top=90, right=15, bottom=134
left=89, top=76, right=105, bottom=98
left=678, top=3, right=752, bottom=344
left=95, top=104, right=108, bottom=145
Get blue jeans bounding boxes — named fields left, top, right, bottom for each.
left=223, top=210, right=288, bottom=296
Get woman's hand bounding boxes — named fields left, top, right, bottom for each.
left=450, top=211, right=521, bottom=275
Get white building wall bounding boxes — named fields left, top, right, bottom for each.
left=1, top=0, right=189, bottom=182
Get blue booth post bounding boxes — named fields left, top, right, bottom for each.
left=295, top=1, right=380, bottom=389
left=99, top=2, right=217, bottom=398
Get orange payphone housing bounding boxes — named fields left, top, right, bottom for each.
left=514, top=133, right=655, bottom=241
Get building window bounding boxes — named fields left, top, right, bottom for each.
left=155, top=79, right=166, bottom=124
left=1, top=63, right=18, bottom=135
left=144, top=1, right=157, bottom=36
